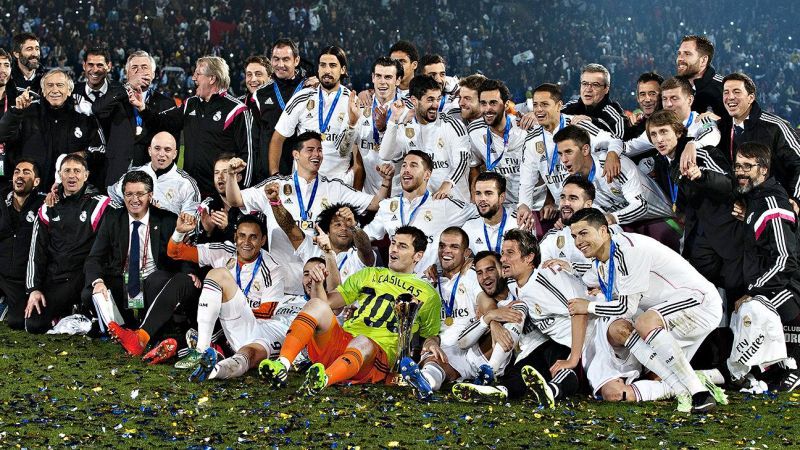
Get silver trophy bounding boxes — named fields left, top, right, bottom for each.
left=393, top=293, right=422, bottom=373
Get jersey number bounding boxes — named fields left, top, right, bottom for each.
left=353, top=287, right=398, bottom=332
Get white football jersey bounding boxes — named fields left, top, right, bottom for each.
left=293, top=234, right=372, bottom=282
left=539, top=221, right=623, bottom=276
left=109, top=163, right=201, bottom=215
left=467, top=117, right=525, bottom=207
left=625, top=111, right=721, bottom=158
left=461, top=207, right=519, bottom=255
left=434, top=268, right=481, bottom=346
left=274, top=85, right=354, bottom=181
left=351, top=95, right=399, bottom=195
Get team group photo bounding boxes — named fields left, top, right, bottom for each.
left=0, top=0, right=799, bottom=448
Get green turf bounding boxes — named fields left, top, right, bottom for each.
left=0, top=324, right=797, bottom=449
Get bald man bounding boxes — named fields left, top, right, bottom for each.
left=109, top=132, right=201, bottom=214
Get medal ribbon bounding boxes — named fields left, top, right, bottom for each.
left=337, top=253, right=348, bottom=271
left=588, top=159, right=596, bottom=182
left=273, top=78, right=306, bottom=110
left=371, top=93, right=398, bottom=144
left=236, top=252, right=263, bottom=298
left=438, top=94, right=447, bottom=112
left=547, top=114, right=567, bottom=175
left=399, top=190, right=430, bottom=226
left=293, top=171, right=319, bottom=221
left=318, top=87, right=343, bottom=135
left=486, top=115, right=511, bottom=170
left=437, top=272, right=462, bottom=319
left=595, top=239, right=616, bottom=302
left=483, top=208, right=507, bottom=253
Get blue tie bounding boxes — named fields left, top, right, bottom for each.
left=734, top=125, right=744, bottom=137
left=128, top=221, right=142, bottom=297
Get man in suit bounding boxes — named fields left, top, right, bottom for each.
left=84, top=170, right=201, bottom=356
left=92, top=50, right=178, bottom=189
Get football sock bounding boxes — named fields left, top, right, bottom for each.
left=196, top=280, right=223, bottom=350
left=489, top=320, right=522, bottom=374
left=625, top=332, right=689, bottom=395
left=210, top=353, right=250, bottom=380
left=135, top=329, right=150, bottom=347
left=645, top=327, right=705, bottom=395
left=421, top=362, right=446, bottom=391
left=279, top=312, right=319, bottom=366
left=632, top=379, right=670, bottom=401
left=325, top=348, right=364, bottom=386
left=698, top=368, right=725, bottom=386
left=549, top=368, right=578, bottom=400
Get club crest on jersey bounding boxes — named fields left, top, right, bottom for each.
left=321, top=198, right=330, bottom=209
left=405, top=127, right=415, bottom=139
left=458, top=284, right=465, bottom=294
left=213, top=111, right=222, bottom=121
left=557, top=236, right=565, bottom=249
left=743, top=315, right=752, bottom=327
left=746, top=212, right=754, bottom=224
left=74, top=127, right=83, bottom=138
left=283, top=184, right=293, bottom=196
left=425, top=210, right=432, bottom=221
left=338, top=112, right=345, bottom=123
left=226, top=258, right=236, bottom=270
left=535, top=141, right=545, bottom=154
left=611, top=188, right=622, bottom=195
left=363, top=108, right=371, bottom=118
left=253, top=281, right=261, bottom=291
left=437, top=137, right=445, bottom=149
left=26, top=211, right=35, bottom=222
left=306, top=99, right=315, bottom=110
left=390, top=199, right=398, bottom=212
left=166, top=189, right=175, bottom=200
left=79, top=211, right=87, bottom=222
left=534, top=303, right=543, bottom=316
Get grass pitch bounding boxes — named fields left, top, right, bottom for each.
left=0, top=325, right=797, bottom=449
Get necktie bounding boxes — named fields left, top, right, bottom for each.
left=128, top=221, right=142, bottom=297
left=734, top=125, right=744, bottom=137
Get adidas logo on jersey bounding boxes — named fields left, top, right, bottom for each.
left=189, top=110, right=197, bottom=116
left=476, top=238, right=483, bottom=244
left=265, top=98, right=274, bottom=105
left=391, top=215, right=397, bottom=221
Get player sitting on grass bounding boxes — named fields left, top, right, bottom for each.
left=258, top=226, right=442, bottom=395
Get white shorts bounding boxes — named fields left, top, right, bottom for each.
left=583, top=318, right=641, bottom=395
left=650, top=293, right=722, bottom=360
left=727, top=299, right=787, bottom=380
left=219, top=290, right=288, bottom=355
left=422, top=344, right=510, bottom=380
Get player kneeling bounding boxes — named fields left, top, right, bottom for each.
left=258, top=226, right=442, bottom=395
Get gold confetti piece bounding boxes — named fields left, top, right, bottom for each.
left=198, top=397, right=208, bottom=404
left=59, top=351, right=68, bottom=356
left=92, top=387, right=102, bottom=392
left=423, top=423, right=432, bottom=429
left=387, top=442, right=400, bottom=447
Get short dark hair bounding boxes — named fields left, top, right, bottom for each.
left=395, top=225, right=428, bottom=253
left=404, top=150, right=434, bottom=172
left=214, top=152, right=237, bottom=166
left=418, top=54, right=445, bottom=72
left=122, top=170, right=154, bottom=193
left=316, top=203, right=363, bottom=234
left=646, top=110, right=687, bottom=140
left=60, top=154, right=88, bottom=171
left=553, top=125, right=591, bottom=149
left=318, top=46, right=348, bottom=78
left=723, top=72, right=757, bottom=95
left=0, top=48, right=10, bottom=62
left=389, top=40, right=419, bottom=63
left=475, top=171, right=506, bottom=194
left=661, top=77, right=693, bottom=97
left=562, top=174, right=596, bottom=201
left=372, top=56, right=404, bottom=80
left=294, top=131, right=323, bottom=151
left=245, top=55, right=272, bottom=73
left=503, top=229, right=540, bottom=266
left=409, top=74, right=441, bottom=100
left=12, top=33, right=38, bottom=54
left=566, top=207, right=608, bottom=229
left=478, top=78, right=511, bottom=104
left=473, top=250, right=500, bottom=267
left=681, top=35, right=715, bottom=63
left=272, top=38, right=300, bottom=58
left=305, top=256, right=326, bottom=267
left=14, top=157, right=40, bottom=178
left=637, top=72, right=664, bottom=86
left=533, top=83, right=562, bottom=103
left=441, top=226, right=469, bottom=250
left=84, top=46, right=111, bottom=63
left=236, top=214, right=268, bottom=236
left=736, top=142, right=771, bottom=173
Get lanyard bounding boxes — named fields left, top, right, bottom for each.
left=595, top=239, right=616, bottom=302
left=483, top=208, right=507, bottom=253
left=729, top=124, right=736, bottom=162
left=273, top=78, right=305, bottom=110
left=486, top=116, right=511, bottom=170
left=337, top=253, right=348, bottom=271
left=371, top=93, right=398, bottom=144
left=293, top=171, right=319, bottom=221
left=438, top=94, right=447, bottom=112
left=437, top=272, right=462, bottom=318
left=318, top=87, right=343, bottom=134
left=665, top=158, right=678, bottom=212
left=399, top=190, right=430, bottom=226
left=236, top=252, right=263, bottom=298
left=547, top=115, right=566, bottom=175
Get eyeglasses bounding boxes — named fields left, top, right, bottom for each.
left=124, top=191, right=151, bottom=199
left=580, top=81, right=607, bottom=89
left=734, top=163, right=760, bottom=172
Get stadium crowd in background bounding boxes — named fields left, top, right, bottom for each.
left=1, top=0, right=800, bottom=417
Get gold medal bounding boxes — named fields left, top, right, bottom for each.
left=672, top=203, right=677, bottom=213
left=320, top=133, right=327, bottom=141
left=444, top=317, right=454, bottom=326
left=301, top=221, right=309, bottom=230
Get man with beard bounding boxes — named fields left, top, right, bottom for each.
left=131, top=56, right=255, bottom=194
left=467, top=79, right=523, bottom=207
left=462, top=172, right=519, bottom=255
left=562, top=64, right=628, bottom=139
left=728, top=143, right=800, bottom=392
left=624, top=72, right=663, bottom=141
left=194, top=153, right=246, bottom=244
left=389, top=41, right=419, bottom=98
left=108, top=132, right=201, bottom=215
left=418, top=54, right=458, bottom=113
left=92, top=50, right=178, bottom=187
left=0, top=49, right=14, bottom=181
left=73, top=47, right=112, bottom=116
left=380, top=75, right=471, bottom=200
left=0, top=159, right=43, bottom=328
left=675, top=35, right=725, bottom=118
left=449, top=74, right=485, bottom=125
left=9, top=33, right=43, bottom=95
left=25, top=155, right=111, bottom=333
left=0, top=68, right=101, bottom=190
left=271, top=46, right=357, bottom=184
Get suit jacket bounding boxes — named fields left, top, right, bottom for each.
left=84, top=204, right=193, bottom=286
left=92, top=83, right=179, bottom=187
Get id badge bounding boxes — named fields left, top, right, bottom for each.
left=128, top=290, right=144, bottom=309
